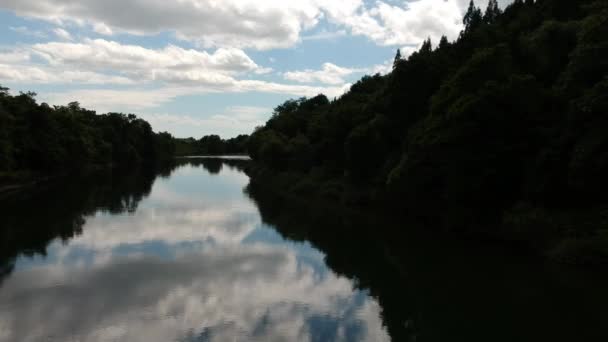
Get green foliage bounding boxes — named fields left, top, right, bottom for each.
left=246, top=0, right=608, bottom=262
left=0, top=88, right=176, bottom=174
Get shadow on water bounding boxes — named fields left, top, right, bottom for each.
left=244, top=172, right=608, bottom=342
left=1, top=158, right=607, bottom=341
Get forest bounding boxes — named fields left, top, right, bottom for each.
left=1, top=0, right=606, bottom=263
left=246, top=0, right=608, bottom=263
left=0, top=87, right=176, bottom=183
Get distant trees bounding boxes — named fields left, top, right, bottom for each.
left=174, top=134, right=249, bottom=156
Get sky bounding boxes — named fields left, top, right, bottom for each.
left=0, top=0, right=511, bottom=138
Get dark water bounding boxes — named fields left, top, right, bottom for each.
left=0, top=159, right=607, bottom=342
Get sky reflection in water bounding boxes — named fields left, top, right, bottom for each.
left=0, top=163, right=389, bottom=342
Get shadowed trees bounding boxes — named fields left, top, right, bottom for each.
left=247, top=0, right=608, bottom=263
left=0, top=89, right=176, bottom=178
left=174, top=134, right=249, bottom=156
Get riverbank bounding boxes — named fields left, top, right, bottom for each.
left=0, top=161, right=163, bottom=198
left=244, top=163, right=608, bottom=265
left=0, top=171, right=59, bottom=197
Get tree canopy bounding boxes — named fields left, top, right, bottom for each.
left=0, top=89, right=175, bottom=176
left=247, top=0, right=608, bottom=263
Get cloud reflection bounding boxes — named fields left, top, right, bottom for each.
left=0, top=163, right=389, bottom=342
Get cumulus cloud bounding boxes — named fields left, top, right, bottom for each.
left=0, top=50, right=31, bottom=63
left=0, top=0, right=325, bottom=50
left=32, top=39, right=266, bottom=76
left=0, top=1, right=513, bottom=50
left=284, top=62, right=362, bottom=85
left=0, top=64, right=135, bottom=85
left=321, top=0, right=513, bottom=48
left=1, top=39, right=290, bottom=91
left=324, top=0, right=463, bottom=47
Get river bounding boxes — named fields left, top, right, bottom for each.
left=0, top=158, right=606, bottom=341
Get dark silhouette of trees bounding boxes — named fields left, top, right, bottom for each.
left=463, top=0, right=483, bottom=34
left=393, top=49, right=402, bottom=69
left=247, top=0, right=608, bottom=263
left=0, top=89, right=176, bottom=180
left=174, top=134, right=249, bottom=156
left=483, top=0, right=502, bottom=24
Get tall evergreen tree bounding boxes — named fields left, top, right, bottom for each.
left=463, top=0, right=483, bottom=34
left=439, top=35, right=449, bottom=49
left=393, top=49, right=402, bottom=69
left=483, top=0, right=502, bottom=23
left=420, top=38, right=433, bottom=54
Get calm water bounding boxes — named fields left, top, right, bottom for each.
left=0, top=158, right=607, bottom=342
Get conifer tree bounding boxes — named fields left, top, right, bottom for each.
left=439, top=35, right=449, bottom=49
left=393, top=49, right=402, bottom=69
left=420, top=38, right=433, bottom=54
left=483, top=0, right=502, bottom=23
left=463, top=0, right=483, bottom=34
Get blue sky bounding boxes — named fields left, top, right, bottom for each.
left=0, top=0, right=509, bottom=138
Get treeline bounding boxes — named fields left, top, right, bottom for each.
left=247, top=0, right=608, bottom=263
left=0, top=87, right=176, bottom=177
left=174, top=134, right=249, bottom=156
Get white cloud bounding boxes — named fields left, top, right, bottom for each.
left=0, top=50, right=31, bottom=63
left=0, top=39, right=282, bottom=91
left=0, top=64, right=134, bottom=85
left=327, top=0, right=464, bottom=47
left=32, top=39, right=266, bottom=76
left=52, top=27, right=73, bottom=41
left=284, top=62, right=362, bottom=85
left=0, top=0, right=326, bottom=50
left=92, top=22, right=113, bottom=35
left=369, top=59, right=394, bottom=75
left=401, top=45, right=421, bottom=58
left=320, top=1, right=511, bottom=48
left=1, top=1, right=514, bottom=51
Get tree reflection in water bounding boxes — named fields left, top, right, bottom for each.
left=1, top=158, right=607, bottom=342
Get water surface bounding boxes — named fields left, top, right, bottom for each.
left=0, top=160, right=388, bottom=342
left=1, top=158, right=607, bottom=342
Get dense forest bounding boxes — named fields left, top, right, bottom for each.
left=1, top=0, right=606, bottom=263
left=247, top=0, right=608, bottom=263
left=0, top=87, right=176, bottom=183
